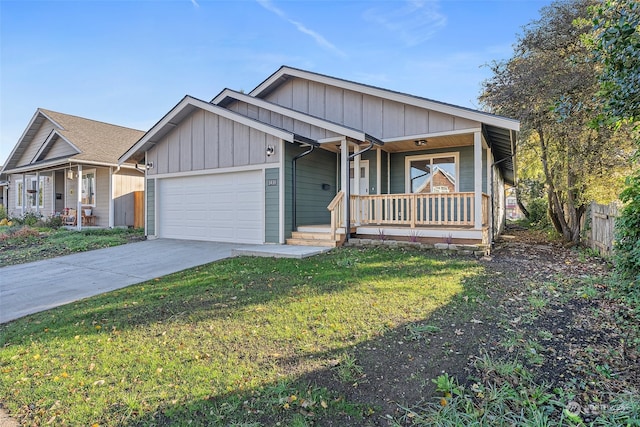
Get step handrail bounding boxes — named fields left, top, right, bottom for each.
left=327, top=191, right=345, bottom=241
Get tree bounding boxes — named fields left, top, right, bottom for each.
left=591, top=1, right=640, bottom=282
left=481, top=0, right=635, bottom=243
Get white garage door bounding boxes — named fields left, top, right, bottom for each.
left=158, top=170, right=263, bottom=244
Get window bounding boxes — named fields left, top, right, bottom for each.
left=81, top=170, right=96, bottom=206
left=406, top=154, right=458, bottom=194
left=16, top=181, right=23, bottom=208
left=29, top=177, right=45, bottom=208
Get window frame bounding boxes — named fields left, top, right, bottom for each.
left=81, top=169, right=97, bottom=207
left=404, top=152, right=459, bottom=194
left=29, top=177, right=46, bottom=208
left=16, top=181, right=23, bottom=208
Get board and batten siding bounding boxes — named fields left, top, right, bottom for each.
left=284, top=145, right=337, bottom=237
left=226, top=100, right=342, bottom=142
left=113, top=169, right=145, bottom=227
left=262, top=78, right=480, bottom=140
left=16, top=121, right=57, bottom=166
left=264, top=168, right=280, bottom=243
left=146, top=109, right=279, bottom=176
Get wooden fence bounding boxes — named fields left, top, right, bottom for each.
left=582, top=201, right=619, bottom=256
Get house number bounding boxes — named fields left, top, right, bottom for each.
left=267, top=179, right=278, bottom=186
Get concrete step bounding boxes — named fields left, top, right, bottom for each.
left=291, top=231, right=334, bottom=240
left=286, top=238, right=339, bottom=247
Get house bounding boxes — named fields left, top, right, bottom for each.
left=120, top=66, right=519, bottom=246
left=1, top=109, right=146, bottom=228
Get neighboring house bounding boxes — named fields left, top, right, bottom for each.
left=505, top=187, right=524, bottom=220
left=1, top=109, right=146, bottom=228
left=120, top=66, right=519, bottom=246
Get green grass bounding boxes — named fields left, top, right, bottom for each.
left=0, top=247, right=480, bottom=426
left=0, top=226, right=144, bottom=266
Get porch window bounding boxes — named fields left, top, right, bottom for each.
left=16, top=181, right=23, bottom=208
left=406, top=154, right=458, bottom=194
left=29, top=177, right=45, bottom=208
left=81, top=170, right=96, bottom=206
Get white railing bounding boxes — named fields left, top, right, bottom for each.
left=351, top=192, right=488, bottom=227
left=327, top=191, right=344, bottom=241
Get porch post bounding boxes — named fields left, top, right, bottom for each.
left=353, top=149, right=360, bottom=195
left=76, top=165, right=82, bottom=230
left=340, top=138, right=348, bottom=227
left=474, top=131, right=483, bottom=230
left=376, top=148, right=381, bottom=195
left=486, top=147, right=493, bottom=240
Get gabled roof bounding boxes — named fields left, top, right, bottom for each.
left=212, top=89, right=383, bottom=146
left=2, top=109, right=145, bottom=174
left=119, top=96, right=320, bottom=164
left=250, top=66, right=519, bottom=184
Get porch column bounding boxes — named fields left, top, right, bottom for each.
left=109, top=167, right=115, bottom=228
left=353, top=146, right=360, bottom=195
left=76, top=165, right=82, bottom=230
left=340, top=138, right=348, bottom=225
left=376, top=148, right=381, bottom=195
left=474, top=131, right=483, bottom=230
left=35, top=171, right=40, bottom=215
left=486, top=147, right=493, bottom=239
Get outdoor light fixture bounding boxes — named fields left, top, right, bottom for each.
left=414, top=139, right=428, bottom=147
left=66, top=170, right=74, bottom=180
left=146, top=162, right=154, bottom=170
left=266, top=145, right=275, bottom=156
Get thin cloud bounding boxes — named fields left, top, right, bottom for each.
left=256, top=0, right=347, bottom=58
left=364, top=0, right=447, bottom=47
left=190, top=0, right=200, bottom=8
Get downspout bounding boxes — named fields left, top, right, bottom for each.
left=292, top=145, right=315, bottom=231
left=345, top=140, right=375, bottom=243
left=490, top=154, right=515, bottom=247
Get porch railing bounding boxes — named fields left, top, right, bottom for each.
left=328, top=192, right=490, bottom=239
left=353, top=192, right=491, bottom=228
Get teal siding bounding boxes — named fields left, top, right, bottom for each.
left=285, top=144, right=337, bottom=237
left=146, top=178, right=155, bottom=236
left=265, top=167, right=280, bottom=243
left=381, top=151, right=389, bottom=194
left=389, top=146, right=475, bottom=193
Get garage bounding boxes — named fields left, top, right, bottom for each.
left=157, top=170, right=264, bottom=244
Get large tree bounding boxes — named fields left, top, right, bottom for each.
left=481, top=0, right=634, bottom=243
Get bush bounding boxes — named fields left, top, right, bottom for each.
left=525, top=197, right=550, bottom=229
left=614, top=170, right=640, bottom=287
left=12, top=211, right=43, bottom=227
left=0, top=205, right=6, bottom=220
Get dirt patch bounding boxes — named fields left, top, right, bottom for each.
left=301, top=226, right=638, bottom=426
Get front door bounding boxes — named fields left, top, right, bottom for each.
left=350, top=160, right=369, bottom=195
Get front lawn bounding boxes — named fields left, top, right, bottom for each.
left=0, top=227, right=145, bottom=267
left=0, top=247, right=480, bottom=426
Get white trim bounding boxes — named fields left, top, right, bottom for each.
left=150, top=162, right=281, bottom=180
left=349, top=159, right=369, bottom=195
left=404, top=152, right=460, bottom=193
left=376, top=148, right=381, bottom=195
left=250, top=67, right=520, bottom=131
left=356, top=226, right=484, bottom=240
left=119, top=96, right=296, bottom=164
left=382, top=128, right=483, bottom=144
left=213, top=89, right=369, bottom=142
left=474, top=131, right=483, bottom=230
left=76, top=164, right=82, bottom=230
left=81, top=168, right=97, bottom=207
left=109, top=167, right=115, bottom=228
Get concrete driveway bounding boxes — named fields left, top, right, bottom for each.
left=0, top=239, right=246, bottom=324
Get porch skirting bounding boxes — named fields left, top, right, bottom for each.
left=354, top=225, right=490, bottom=246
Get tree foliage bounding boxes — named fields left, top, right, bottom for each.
left=591, top=1, right=640, bottom=283
left=481, top=0, right=635, bottom=243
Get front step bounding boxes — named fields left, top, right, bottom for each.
left=286, top=227, right=344, bottom=247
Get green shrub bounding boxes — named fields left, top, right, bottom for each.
left=526, top=197, right=550, bottom=229
left=0, top=205, right=6, bottom=220
left=614, top=170, right=640, bottom=287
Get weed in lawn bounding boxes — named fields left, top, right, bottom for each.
left=405, top=323, right=441, bottom=341
left=537, top=329, right=554, bottom=340
left=334, top=351, right=364, bottom=383
left=527, top=294, right=548, bottom=310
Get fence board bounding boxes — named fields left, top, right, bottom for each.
left=583, top=201, right=619, bottom=256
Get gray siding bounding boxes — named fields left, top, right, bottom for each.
left=17, top=121, right=56, bottom=166
left=284, top=144, right=337, bottom=237
left=147, top=178, right=155, bottom=235
left=147, top=110, right=278, bottom=176
left=43, top=136, right=77, bottom=160
left=264, top=167, right=279, bottom=243
left=263, top=78, right=481, bottom=139
left=389, top=146, right=474, bottom=194
left=94, top=168, right=110, bottom=227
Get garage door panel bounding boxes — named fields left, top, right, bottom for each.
left=158, top=170, right=263, bottom=244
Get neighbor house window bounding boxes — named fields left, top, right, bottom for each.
left=16, top=181, right=23, bottom=208
left=29, top=177, right=45, bottom=208
left=81, top=170, right=96, bottom=206
left=406, top=153, right=458, bottom=194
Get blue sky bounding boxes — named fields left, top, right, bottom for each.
left=0, top=0, right=550, bottom=165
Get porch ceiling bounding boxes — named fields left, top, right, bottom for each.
left=318, top=133, right=473, bottom=154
